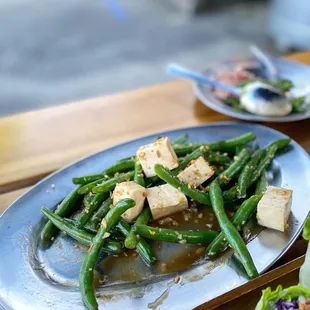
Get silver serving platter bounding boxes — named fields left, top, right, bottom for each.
left=0, top=122, right=310, bottom=310
left=195, top=57, right=310, bottom=122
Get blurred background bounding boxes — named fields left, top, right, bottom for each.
left=1, top=0, right=309, bottom=116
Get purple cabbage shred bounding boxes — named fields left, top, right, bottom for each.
left=275, top=299, right=299, bottom=310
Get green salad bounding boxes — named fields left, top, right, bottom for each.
left=256, top=218, right=310, bottom=310
left=223, top=78, right=306, bottom=114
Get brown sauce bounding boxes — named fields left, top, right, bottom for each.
left=97, top=204, right=236, bottom=285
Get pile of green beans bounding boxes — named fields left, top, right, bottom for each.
left=209, top=180, right=258, bottom=279
left=41, top=207, right=122, bottom=254
left=40, top=185, right=83, bottom=246
left=39, top=132, right=291, bottom=309
left=206, top=194, right=262, bottom=257
left=79, top=199, right=135, bottom=310
left=237, top=149, right=265, bottom=198
left=124, top=207, right=151, bottom=249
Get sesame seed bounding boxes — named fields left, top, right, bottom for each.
left=174, top=275, right=180, bottom=284
left=103, top=232, right=110, bottom=239
left=101, top=219, right=107, bottom=228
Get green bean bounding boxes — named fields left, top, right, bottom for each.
left=41, top=207, right=122, bottom=255
left=104, top=159, right=135, bottom=175
left=73, top=173, right=106, bottom=185
left=75, top=192, right=109, bottom=228
left=92, top=171, right=135, bottom=194
left=173, top=132, right=256, bottom=156
left=242, top=214, right=257, bottom=240
left=73, top=160, right=135, bottom=185
left=222, top=146, right=274, bottom=204
left=177, top=147, right=231, bottom=174
left=89, top=197, right=113, bottom=228
left=66, top=217, right=125, bottom=241
left=251, top=145, right=277, bottom=184
left=154, top=164, right=211, bottom=205
left=124, top=208, right=151, bottom=249
left=205, top=151, right=231, bottom=165
left=255, top=170, right=267, bottom=195
left=83, top=193, right=95, bottom=209
left=79, top=198, right=135, bottom=310
left=174, top=147, right=202, bottom=173
left=237, top=149, right=265, bottom=198
left=173, top=144, right=201, bottom=156
left=41, top=185, right=82, bottom=244
left=116, top=156, right=135, bottom=163
left=222, top=146, right=276, bottom=203
left=210, top=132, right=256, bottom=152
left=217, top=147, right=252, bottom=187
left=116, top=219, right=156, bottom=266
left=134, top=225, right=218, bottom=244
left=222, top=185, right=239, bottom=203
left=206, top=194, right=262, bottom=257
left=172, top=134, right=189, bottom=145
left=209, top=180, right=258, bottom=279
left=134, top=160, right=145, bottom=187
left=66, top=218, right=98, bottom=234
left=78, top=177, right=109, bottom=195
left=267, top=138, right=291, bottom=152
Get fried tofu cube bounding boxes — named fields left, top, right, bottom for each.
left=136, top=137, right=178, bottom=178
left=112, top=181, right=146, bottom=223
left=177, top=156, right=214, bottom=187
left=256, top=186, right=293, bottom=232
left=146, top=184, right=188, bottom=220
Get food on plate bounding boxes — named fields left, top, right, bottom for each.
left=177, top=156, right=214, bottom=187
left=136, top=137, right=178, bottom=177
left=240, top=81, right=293, bottom=117
left=112, top=181, right=146, bottom=223
left=256, top=186, right=293, bottom=232
left=213, top=65, right=306, bottom=116
left=146, top=184, right=188, bottom=220
left=255, top=218, right=310, bottom=310
left=40, top=133, right=293, bottom=309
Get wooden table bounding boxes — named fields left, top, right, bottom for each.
left=1, top=51, right=310, bottom=308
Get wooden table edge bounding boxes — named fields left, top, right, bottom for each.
left=195, top=255, right=305, bottom=309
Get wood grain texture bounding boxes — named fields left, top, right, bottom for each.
left=200, top=255, right=305, bottom=310
left=0, top=52, right=309, bottom=193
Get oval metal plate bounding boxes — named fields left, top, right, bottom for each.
left=0, top=122, right=310, bottom=310
left=195, top=57, right=310, bottom=122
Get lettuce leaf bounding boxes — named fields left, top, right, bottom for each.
left=255, top=285, right=282, bottom=310
left=255, top=285, right=310, bottom=310
left=256, top=218, right=310, bottom=309
left=300, top=242, right=310, bottom=290
left=303, top=217, right=310, bottom=241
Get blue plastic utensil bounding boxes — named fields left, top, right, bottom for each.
left=167, top=63, right=240, bottom=96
